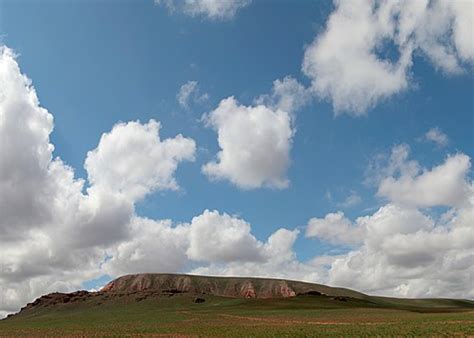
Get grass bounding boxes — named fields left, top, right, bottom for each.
left=1, top=293, right=473, bottom=336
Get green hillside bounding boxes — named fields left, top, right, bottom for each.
left=1, top=274, right=473, bottom=336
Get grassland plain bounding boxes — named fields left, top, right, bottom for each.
left=1, top=292, right=473, bottom=337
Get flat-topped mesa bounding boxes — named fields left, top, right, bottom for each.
left=7, top=273, right=474, bottom=322
left=101, top=274, right=294, bottom=298
left=100, top=273, right=364, bottom=299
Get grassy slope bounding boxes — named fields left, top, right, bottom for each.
left=1, top=292, right=473, bottom=336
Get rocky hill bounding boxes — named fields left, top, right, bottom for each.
left=100, top=273, right=365, bottom=299
left=7, top=273, right=474, bottom=321
left=7, top=273, right=365, bottom=318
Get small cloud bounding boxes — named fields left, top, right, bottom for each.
left=156, top=0, right=251, bottom=21
left=255, top=76, right=311, bottom=114
left=305, top=211, right=364, bottom=246
left=423, top=127, right=449, bottom=147
left=177, top=80, right=209, bottom=109
left=337, top=191, right=362, bottom=209
left=325, top=189, right=333, bottom=203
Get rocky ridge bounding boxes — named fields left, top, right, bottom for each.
left=7, top=273, right=362, bottom=318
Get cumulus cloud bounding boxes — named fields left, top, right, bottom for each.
left=365, top=144, right=471, bottom=208
left=202, top=76, right=311, bottom=190
left=303, top=0, right=474, bottom=115
left=255, top=76, right=311, bottom=114
left=103, top=217, right=190, bottom=276
left=186, top=210, right=264, bottom=263
left=310, top=146, right=474, bottom=298
left=2, top=42, right=473, bottom=318
left=376, top=147, right=471, bottom=208
left=326, top=201, right=474, bottom=298
left=191, top=228, right=324, bottom=283
left=0, top=46, right=57, bottom=240
left=365, top=144, right=420, bottom=186
left=177, top=80, right=209, bottom=109
left=338, top=191, right=362, bottom=208
left=423, top=127, right=449, bottom=147
left=202, top=97, right=294, bottom=189
left=104, top=210, right=320, bottom=287
left=0, top=45, right=307, bottom=316
left=306, top=212, right=365, bottom=246
left=156, top=0, right=251, bottom=20
left=0, top=46, right=197, bottom=315
left=85, top=120, right=196, bottom=201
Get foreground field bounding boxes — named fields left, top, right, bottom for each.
left=1, top=293, right=473, bottom=336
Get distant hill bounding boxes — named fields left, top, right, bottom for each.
left=2, top=273, right=473, bottom=336
left=100, top=273, right=367, bottom=299
left=7, top=273, right=474, bottom=318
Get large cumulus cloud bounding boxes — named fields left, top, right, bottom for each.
left=2, top=34, right=473, bottom=319
left=202, top=97, right=294, bottom=189
left=303, top=0, right=474, bottom=114
left=307, top=145, right=474, bottom=298
left=0, top=47, right=196, bottom=317
left=0, top=47, right=307, bottom=317
left=85, top=119, right=196, bottom=201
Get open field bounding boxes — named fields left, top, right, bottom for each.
left=1, top=292, right=473, bottom=336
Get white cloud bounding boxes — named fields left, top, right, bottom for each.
left=325, top=201, right=474, bottom=298
left=338, top=191, right=362, bottom=208
left=2, top=45, right=302, bottom=316
left=306, top=212, right=365, bottom=246
left=0, top=46, right=57, bottom=240
left=202, top=77, right=310, bottom=190
left=191, top=228, right=324, bottom=283
left=0, top=47, right=197, bottom=315
left=177, top=80, right=209, bottom=109
left=186, top=210, right=264, bottom=262
left=377, top=148, right=471, bottom=208
left=2, top=42, right=473, bottom=318
left=310, top=148, right=474, bottom=298
left=103, top=217, right=190, bottom=276
left=103, top=209, right=323, bottom=287
left=156, top=0, right=251, bottom=20
left=365, top=144, right=471, bottom=208
left=410, top=0, right=474, bottom=73
left=85, top=120, right=196, bottom=201
left=302, top=0, right=412, bottom=115
left=423, top=127, right=449, bottom=147
left=303, top=0, right=474, bottom=115
left=202, top=97, right=293, bottom=189
left=365, top=144, right=420, bottom=187
left=255, top=76, right=311, bottom=114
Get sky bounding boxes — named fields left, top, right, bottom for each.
left=0, top=0, right=473, bottom=316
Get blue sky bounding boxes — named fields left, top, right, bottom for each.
left=0, top=0, right=473, bottom=312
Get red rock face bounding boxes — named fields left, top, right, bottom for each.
left=130, top=275, right=152, bottom=291
left=279, top=283, right=296, bottom=298
left=174, top=276, right=192, bottom=292
left=101, top=282, right=115, bottom=292
left=99, top=274, right=360, bottom=300
left=240, top=281, right=257, bottom=298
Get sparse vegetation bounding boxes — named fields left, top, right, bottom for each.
left=1, top=274, right=473, bottom=336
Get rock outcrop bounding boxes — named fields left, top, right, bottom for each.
left=6, top=273, right=365, bottom=319
left=18, top=291, right=93, bottom=312
left=100, top=273, right=363, bottom=299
